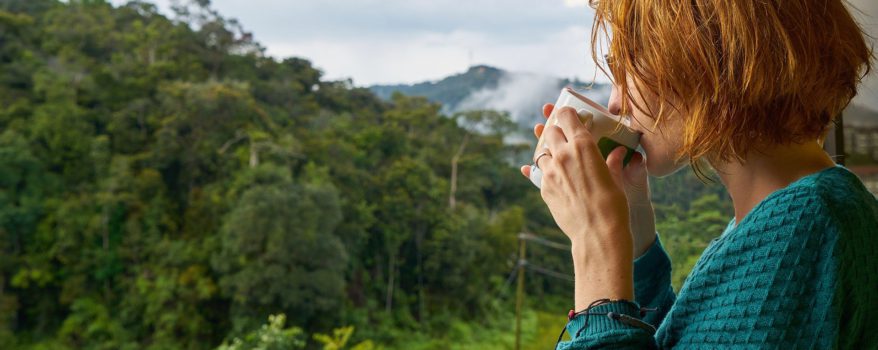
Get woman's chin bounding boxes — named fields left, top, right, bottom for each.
left=644, top=161, right=664, bottom=177
left=645, top=157, right=686, bottom=178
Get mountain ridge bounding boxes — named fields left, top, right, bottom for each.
left=369, top=65, right=612, bottom=129
left=370, top=65, right=506, bottom=110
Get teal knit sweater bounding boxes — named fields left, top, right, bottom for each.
left=557, top=165, right=878, bottom=349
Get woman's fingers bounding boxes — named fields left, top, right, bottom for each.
left=605, top=146, right=629, bottom=189
left=622, top=151, right=647, bottom=183
left=620, top=151, right=651, bottom=201
left=542, top=103, right=554, bottom=119
left=555, top=107, right=591, bottom=141
left=543, top=125, right=568, bottom=151
left=532, top=103, right=554, bottom=139
left=520, top=165, right=530, bottom=178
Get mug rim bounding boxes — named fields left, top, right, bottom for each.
left=563, top=87, right=629, bottom=127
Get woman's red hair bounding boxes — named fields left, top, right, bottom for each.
left=591, top=0, right=873, bottom=170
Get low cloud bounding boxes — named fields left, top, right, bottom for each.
left=267, top=25, right=603, bottom=86
left=457, top=72, right=562, bottom=126
left=455, top=71, right=612, bottom=128
left=453, top=71, right=611, bottom=162
left=112, top=0, right=600, bottom=85
left=563, top=0, right=591, bottom=8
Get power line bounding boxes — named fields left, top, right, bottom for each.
left=518, top=232, right=570, bottom=251
left=514, top=231, right=574, bottom=350
left=502, top=263, right=519, bottom=290
left=523, top=261, right=574, bottom=282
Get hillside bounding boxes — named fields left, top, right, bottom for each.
left=370, top=65, right=613, bottom=128
left=370, top=65, right=505, bottom=110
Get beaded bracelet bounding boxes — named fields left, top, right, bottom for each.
left=555, top=298, right=657, bottom=347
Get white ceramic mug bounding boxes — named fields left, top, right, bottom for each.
left=529, top=87, right=641, bottom=189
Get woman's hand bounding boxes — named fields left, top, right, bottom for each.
left=518, top=105, right=640, bottom=308
left=521, top=104, right=657, bottom=258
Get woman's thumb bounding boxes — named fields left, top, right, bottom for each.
left=605, top=146, right=628, bottom=189
left=622, top=151, right=650, bottom=196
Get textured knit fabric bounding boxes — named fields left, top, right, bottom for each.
left=557, top=165, right=878, bottom=349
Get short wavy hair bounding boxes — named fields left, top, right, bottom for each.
left=590, top=0, right=873, bottom=169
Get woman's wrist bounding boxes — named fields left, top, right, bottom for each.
left=569, top=222, right=634, bottom=259
left=633, top=230, right=656, bottom=258
left=572, top=261, right=635, bottom=310
left=570, top=227, right=635, bottom=310
left=627, top=202, right=657, bottom=258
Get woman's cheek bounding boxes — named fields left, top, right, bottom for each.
left=642, top=139, right=673, bottom=177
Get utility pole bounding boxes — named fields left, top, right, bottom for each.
left=823, top=113, right=845, bottom=165
left=515, top=233, right=527, bottom=350
left=512, top=232, right=573, bottom=349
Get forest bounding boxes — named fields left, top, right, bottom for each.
left=0, top=1, right=733, bottom=348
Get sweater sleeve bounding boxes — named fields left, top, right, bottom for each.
left=555, top=302, right=657, bottom=350
left=632, top=233, right=675, bottom=328
left=555, top=234, right=673, bottom=350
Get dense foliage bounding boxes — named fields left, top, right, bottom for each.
left=0, top=1, right=732, bottom=348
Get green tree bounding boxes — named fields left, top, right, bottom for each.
left=213, top=164, right=348, bottom=332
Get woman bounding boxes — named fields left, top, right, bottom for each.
left=519, top=0, right=877, bottom=348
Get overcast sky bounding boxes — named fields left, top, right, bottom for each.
left=111, top=0, right=876, bottom=110
left=112, top=0, right=605, bottom=86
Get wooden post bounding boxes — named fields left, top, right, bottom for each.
left=449, top=134, right=469, bottom=209
left=824, top=114, right=846, bottom=165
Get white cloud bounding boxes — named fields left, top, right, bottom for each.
left=266, top=34, right=472, bottom=85
left=266, top=25, right=608, bottom=86
left=108, top=0, right=603, bottom=85
left=564, top=0, right=591, bottom=8
left=457, top=72, right=561, bottom=123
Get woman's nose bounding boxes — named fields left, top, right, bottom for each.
left=607, top=84, right=622, bottom=115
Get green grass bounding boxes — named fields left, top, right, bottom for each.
left=386, top=309, right=568, bottom=350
